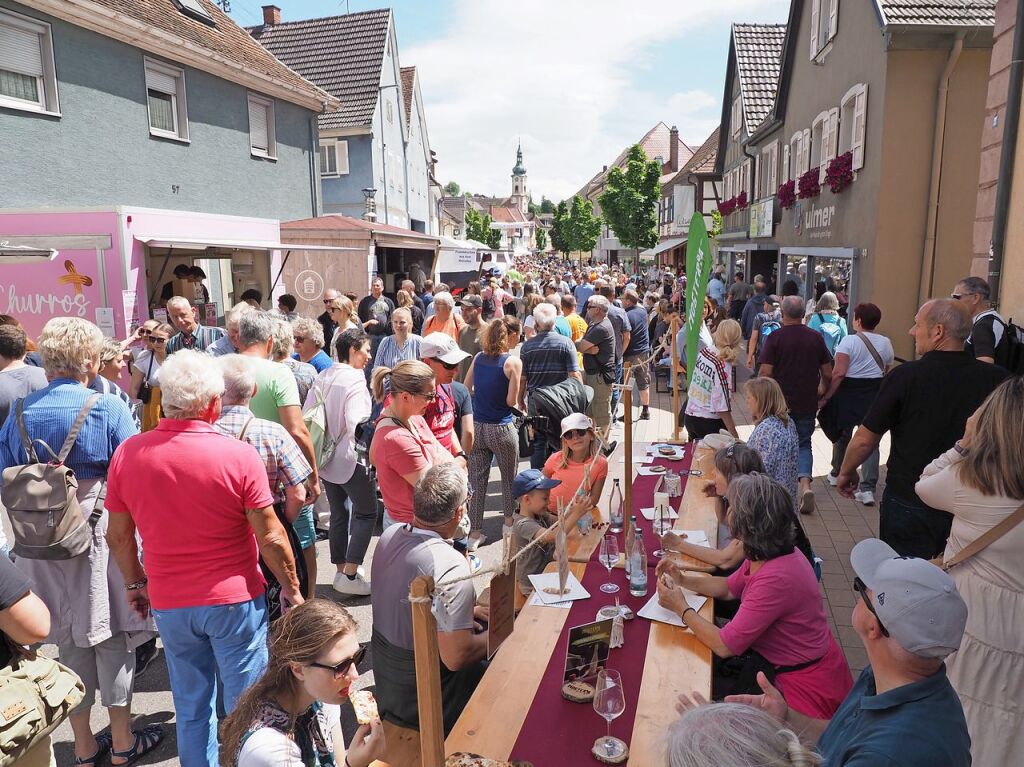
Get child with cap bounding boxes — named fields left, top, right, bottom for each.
left=511, top=469, right=591, bottom=596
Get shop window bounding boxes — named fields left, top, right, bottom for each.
left=247, top=94, right=276, bottom=159
left=145, top=58, right=188, bottom=141
left=731, top=94, right=743, bottom=137
left=810, top=0, right=839, bottom=60
left=839, top=83, right=868, bottom=170
left=0, top=8, right=59, bottom=114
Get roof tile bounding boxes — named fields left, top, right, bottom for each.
left=733, top=23, right=786, bottom=134
left=878, top=0, right=995, bottom=27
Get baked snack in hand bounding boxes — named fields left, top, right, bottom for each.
left=349, top=689, right=378, bottom=725
left=445, top=753, right=532, bottom=767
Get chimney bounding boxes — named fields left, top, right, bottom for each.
left=669, top=125, right=680, bottom=172
left=262, top=5, right=281, bottom=26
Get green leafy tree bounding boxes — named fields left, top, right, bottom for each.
left=540, top=196, right=556, bottom=214
left=598, top=144, right=660, bottom=265
left=567, top=195, right=602, bottom=256
left=709, top=209, right=723, bottom=238
left=485, top=217, right=502, bottom=250
left=464, top=207, right=488, bottom=243
left=443, top=181, right=460, bottom=196
left=549, top=200, right=569, bottom=255
left=536, top=227, right=547, bottom=250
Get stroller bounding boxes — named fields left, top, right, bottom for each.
left=524, top=377, right=594, bottom=458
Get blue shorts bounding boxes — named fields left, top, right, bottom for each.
left=293, top=505, right=317, bottom=550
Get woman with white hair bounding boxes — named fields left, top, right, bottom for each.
left=806, top=291, right=847, bottom=356
left=0, top=318, right=162, bottom=766
left=422, top=291, right=465, bottom=342
left=271, top=317, right=317, bottom=404
left=291, top=317, right=331, bottom=373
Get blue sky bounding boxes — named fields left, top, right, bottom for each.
left=231, top=0, right=790, bottom=201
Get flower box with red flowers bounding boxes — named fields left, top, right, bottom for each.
left=798, top=168, right=821, bottom=199
left=777, top=179, right=796, bottom=209
left=719, top=197, right=736, bottom=216
left=825, top=151, right=854, bottom=194
left=735, top=191, right=748, bottom=210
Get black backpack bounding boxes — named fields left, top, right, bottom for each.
left=998, top=317, right=1024, bottom=374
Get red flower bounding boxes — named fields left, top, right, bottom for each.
left=825, top=151, right=854, bottom=194
left=777, top=179, right=796, bottom=209
left=798, top=168, right=821, bottom=199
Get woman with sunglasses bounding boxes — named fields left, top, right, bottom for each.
left=657, top=473, right=851, bottom=720
left=128, top=322, right=172, bottom=432
left=541, top=413, right=608, bottom=515
left=220, top=600, right=385, bottom=767
left=325, top=295, right=359, bottom=362
left=370, top=360, right=462, bottom=529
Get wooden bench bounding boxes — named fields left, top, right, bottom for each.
left=370, top=720, right=422, bottom=767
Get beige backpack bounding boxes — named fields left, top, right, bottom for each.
left=1, top=395, right=103, bottom=560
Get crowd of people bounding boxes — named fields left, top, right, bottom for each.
left=0, top=254, right=1019, bottom=767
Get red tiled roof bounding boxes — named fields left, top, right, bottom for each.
left=576, top=122, right=694, bottom=199
left=489, top=206, right=527, bottom=224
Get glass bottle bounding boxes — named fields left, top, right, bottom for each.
left=608, top=479, right=624, bottom=533
left=624, top=515, right=638, bottom=576
left=629, top=531, right=648, bottom=597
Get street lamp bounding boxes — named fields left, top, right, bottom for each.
left=362, top=187, right=377, bottom=222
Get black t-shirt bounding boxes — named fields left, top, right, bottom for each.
left=862, top=350, right=1008, bottom=502
left=451, top=381, right=472, bottom=441
left=758, top=324, right=833, bottom=416
left=357, top=294, right=395, bottom=336
left=582, top=318, right=616, bottom=382
left=0, top=554, right=33, bottom=668
left=965, top=311, right=1012, bottom=369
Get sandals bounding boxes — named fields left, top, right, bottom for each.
left=110, top=724, right=164, bottom=767
left=75, top=732, right=112, bottom=766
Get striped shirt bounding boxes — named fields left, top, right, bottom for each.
left=167, top=323, right=225, bottom=355
left=213, top=405, right=311, bottom=501
left=88, top=375, right=141, bottom=430
left=205, top=335, right=237, bottom=358
left=374, top=334, right=422, bottom=370
left=520, top=331, right=579, bottom=392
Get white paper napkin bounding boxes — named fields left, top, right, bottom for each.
left=637, top=590, right=707, bottom=627
left=527, top=571, right=590, bottom=605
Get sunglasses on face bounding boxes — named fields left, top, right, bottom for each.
left=150, top=337, right=167, bottom=344
left=853, top=577, right=890, bottom=637
left=405, top=389, right=437, bottom=402
left=307, top=645, right=366, bottom=678
left=294, top=336, right=306, bottom=343
left=563, top=428, right=590, bottom=439
left=139, top=329, right=152, bottom=337
left=432, top=358, right=459, bottom=371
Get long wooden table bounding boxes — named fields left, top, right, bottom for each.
left=445, top=444, right=717, bottom=764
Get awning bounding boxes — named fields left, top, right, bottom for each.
left=639, top=236, right=686, bottom=258
left=438, top=235, right=479, bottom=250
left=718, top=243, right=778, bottom=252
left=139, top=237, right=360, bottom=252
left=0, top=244, right=59, bottom=263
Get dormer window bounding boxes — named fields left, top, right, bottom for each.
left=172, top=0, right=215, bottom=27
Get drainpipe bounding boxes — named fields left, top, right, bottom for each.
left=989, top=0, right=1024, bottom=308
left=918, top=32, right=965, bottom=308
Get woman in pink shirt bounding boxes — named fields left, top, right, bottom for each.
left=369, top=360, right=463, bottom=527
left=657, top=473, right=851, bottom=719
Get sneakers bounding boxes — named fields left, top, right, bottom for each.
left=467, top=534, right=486, bottom=552
left=855, top=490, right=876, bottom=506
left=799, top=490, right=816, bottom=515
left=333, top=571, right=371, bottom=596
left=468, top=553, right=483, bottom=573
left=640, top=406, right=651, bottom=420
left=827, top=473, right=839, bottom=487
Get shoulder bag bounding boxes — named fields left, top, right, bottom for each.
left=942, top=501, right=1024, bottom=571
left=138, top=353, right=156, bottom=405
left=858, top=333, right=887, bottom=375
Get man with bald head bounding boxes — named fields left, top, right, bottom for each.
left=838, top=298, right=1007, bottom=558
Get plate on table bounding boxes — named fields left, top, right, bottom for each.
left=527, top=571, right=590, bottom=605
left=637, top=591, right=707, bottom=628
left=636, top=465, right=669, bottom=476
left=646, top=444, right=686, bottom=460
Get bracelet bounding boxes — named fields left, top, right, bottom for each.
left=681, top=607, right=696, bottom=621
left=455, top=451, right=467, bottom=459
left=125, top=577, right=148, bottom=591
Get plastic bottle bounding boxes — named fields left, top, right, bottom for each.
left=629, top=530, right=648, bottom=597
left=624, top=515, right=638, bottom=576
left=608, top=479, right=624, bottom=533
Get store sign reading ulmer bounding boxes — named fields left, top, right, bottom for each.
left=794, top=202, right=836, bottom=239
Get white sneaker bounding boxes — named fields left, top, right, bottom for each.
left=827, top=473, right=839, bottom=487
left=855, top=490, right=876, bottom=506
left=333, top=572, right=371, bottom=596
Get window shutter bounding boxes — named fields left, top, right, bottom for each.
left=829, top=0, right=839, bottom=41
left=248, top=98, right=268, bottom=152
left=801, top=129, right=810, bottom=175
left=337, top=140, right=349, bottom=174
left=852, top=84, right=868, bottom=170
left=0, top=25, right=42, bottom=77
left=782, top=144, right=790, bottom=183
left=810, top=0, right=821, bottom=58
left=147, top=67, right=178, bottom=95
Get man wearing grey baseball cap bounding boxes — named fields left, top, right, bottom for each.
left=725, top=539, right=971, bottom=765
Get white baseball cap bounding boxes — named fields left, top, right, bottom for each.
left=560, top=413, right=593, bottom=436
left=419, top=332, right=470, bottom=365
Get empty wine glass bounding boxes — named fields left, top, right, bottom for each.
left=593, top=669, right=626, bottom=758
left=652, top=504, right=671, bottom=558
left=599, top=535, right=620, bottom=594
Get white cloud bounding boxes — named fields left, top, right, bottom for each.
left=404, top=0, right=788, bottom=200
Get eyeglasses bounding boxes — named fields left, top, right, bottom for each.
left=150, top=337, right=168, bottom=344
left=852, top=577, right=889, bottom=636
left=950, top=293, right=963, bottom=300
left=323, top=298, right=334, bottom=304
left=294, top=336, right=306, bottom=343
left=563, top=428, right=590, bottom=439
left=432, top=358, right=459, bottom=371
left=307, top=646, right=366, bottom=678
left=138, top=329, right=151, bottom=337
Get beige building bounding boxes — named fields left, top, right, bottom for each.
left=717, top=0, right=995, bottom=358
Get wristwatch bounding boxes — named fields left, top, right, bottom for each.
left=952, top=441, right=968, bottom=456
left=455, top=451, right=467, bottom=459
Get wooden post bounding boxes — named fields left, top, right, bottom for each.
left=623, top=385, right=633, bottom=520
left=410, top=576, right=446, bottom=767
left=671, top=313, right=680, bottom=442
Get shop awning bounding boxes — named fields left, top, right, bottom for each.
left=139, top=237, right=359, bottom=252
left=719, top=243, right=778, bottom=252
left=0, top=244, right=59, bottom=263
left=640, top=236, right=686, bottom=258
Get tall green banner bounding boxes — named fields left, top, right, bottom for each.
left=684, top=212, right=712, bottom=387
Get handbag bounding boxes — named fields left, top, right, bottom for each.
left=942, top=500, right=1024, bottom=571
left=0, top=643, right=85, bottom=766
left=138, top=354, right=155, bottom=405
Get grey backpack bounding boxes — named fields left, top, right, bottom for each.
left=1, top=395, right=104, bottom=560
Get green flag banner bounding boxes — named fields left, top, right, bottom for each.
left=684, top=212, right=712, bottom=387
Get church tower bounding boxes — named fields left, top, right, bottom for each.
left=510, top=142, right=528, bottom=215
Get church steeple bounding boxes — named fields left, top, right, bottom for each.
left=510, top=141, right=528, bottom=214
left=512, top=142, right=526, bottom=176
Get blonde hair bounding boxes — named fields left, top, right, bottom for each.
left=957, top=377, right=1024, bottom=499
left=396, top=290, right=414, bottom=309
left=480, top=316, right=519, bottom=357
left=371, top=359, right=435, bottom=403
left=99, top=338, right=123, bottom=367
left=712, top=319, right=742, bottom=365
left=38, top=317, right=104, bottom=379
left=220, top=600, right=357, bottom=766
left=327, top=294, right=354, bottom=323
left=746, top=376, right=790, bottom=426
left=559, top=425, right=598, bottom=470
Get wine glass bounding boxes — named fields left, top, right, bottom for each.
left=599, top=535, right=620, bottom=594
left=651, top=504, right=671, bottom=558
left=593, top=669, right=626, bottom=758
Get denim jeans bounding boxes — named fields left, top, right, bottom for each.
left=610, top=359, right=624, bottom=416
left=792, top=414, right=816, bottom=480
left=830, top=426, right=880, bottom=491
left=153, top=595, right=269, bottom=766
left=879, top=486, right=953, bottom=560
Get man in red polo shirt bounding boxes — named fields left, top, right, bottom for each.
left=105, top=350, right=302, bottom=767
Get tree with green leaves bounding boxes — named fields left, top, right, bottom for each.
left=567, top=195, right=602, bottom=257
left=464, top=207, right=488, bottom=243
left=598, top=144, right=660, bottom=267
left=549, top=200, right=569, bottom=255
left=485, top=220, right=502, bottom=250
left=443, top=181, right=460, bottom=196
left=540, top=196, right=556, bottom=214
left=536, top=227, right=547, bottom=250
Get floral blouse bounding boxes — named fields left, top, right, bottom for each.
left=748, top=415, right=800, bottom=511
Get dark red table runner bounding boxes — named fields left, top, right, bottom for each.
left=509, top=445, right=694, bottom=765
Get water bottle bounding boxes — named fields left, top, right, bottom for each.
left=608, top=479, right=624, bottom=533
left=577, top=505, right=593, bottom=535
left=624, top=516, right=638, bottom=576
left=629, top=531, right=648, bottom=598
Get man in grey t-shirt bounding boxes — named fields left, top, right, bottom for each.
left=0, top=326, right=48, bottom=426
left=370, top=463, right=487, bottom=733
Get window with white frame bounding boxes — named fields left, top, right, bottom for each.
left=782, top=143, right=791, bottom=183
left=818, top=107, right=839, bottom=182
left=385, top=99, right=394, bottom=125
left=145, top=58, right=188, bottom=141
left=811, top=111, right=828, bottom=171
left=318, top=140, right=349, bottom=176
left=810, top=0, right=839, bottom=59
left=760, top=141, right=779, bottom=198
left=790, top=131, right=811, bottom=177
left=0, top=8, right=59, bottom=114
left=839, top=83, right=868, bottom=170
left=247, top=93, right=276, bottom=158
left=731, top=94, right=743, bottom=137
